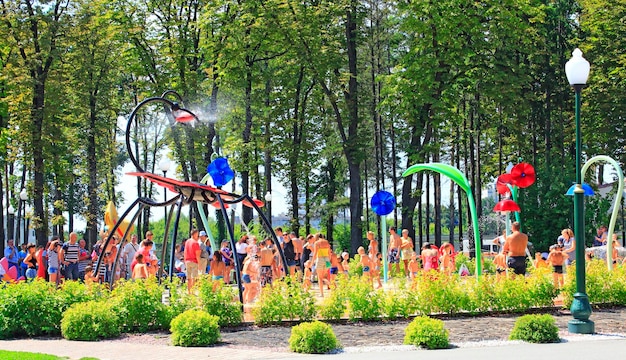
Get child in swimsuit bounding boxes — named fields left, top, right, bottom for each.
left=358, top=247, right=373, bottom=285
left=341, top=252, right=350, bottom=275
left=408, top=251, right=420, bottom=280
left=303, top=260, right=313, bottom=290
left=547, top=244, right=566, bottom=289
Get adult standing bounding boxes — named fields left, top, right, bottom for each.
left=23, top=244, right=37, bottom=281
left=282, top=232, right=297, bottom=276
left=400, top=229, right=414, bottom=276
left=121, top=234, right=139, bottom=280
left=292, top=233, right=303, bottom=279
left=503, top=222, right=529, bottom=276
left=60, top=232, right=81, bottom=281
left=184, top=229, right=201, bottom=293
left=388, top=227, right=402, bottom=275
left=4, top=239, right=19, bottom=271
left=235, top=235, right=249, bottom=272
left=367, top=231, right=378, bottom=259
left=593, top=225, right=607, bottom=247
left=47, top=239, right=61, bottom=285
left=198, top=231, right=210, bottom=275
left=301, top=234, right=315, bottom=273
left=78, top=239, right=91, bottom=281
left=312, top=233, right=332, bottom=297
left=560, top=228, right=576, bottom=265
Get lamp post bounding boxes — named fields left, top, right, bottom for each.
left=565, top=48, right=594, bottom=334
left=19, top=189, right=28, bottom=244
left=265, top=191, right=272, bottom=227
left=7, top=204, right=15, bottom=242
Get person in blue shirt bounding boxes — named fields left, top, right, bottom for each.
left=18, top=244, right=28, bottom=278
left=4, top=239, right=19, bottom=269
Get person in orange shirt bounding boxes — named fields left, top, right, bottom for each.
left=534, top=252, right=548, bottom=269
left=503, top=222, right=529, bottom=276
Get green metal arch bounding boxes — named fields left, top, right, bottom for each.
left=403, top=163, right=482, bottom=277
left=581, top=156, right=624, bottom=270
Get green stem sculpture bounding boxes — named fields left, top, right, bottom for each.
left=196, top=173, right=219, bottom=251
left=403, top=163, right=482, bottom=277
left=581, top=155, right=624, bottom=270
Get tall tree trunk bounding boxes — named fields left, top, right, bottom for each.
left=32, top=81, right=47, bottom=247
left=241, top=65, right=253, bottom=225
left=345, top=4, right=363, bottom=254
left=86, top=96, right=99, bottom=248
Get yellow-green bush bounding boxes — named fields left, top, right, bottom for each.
left=171, top=310, right=220, bottom=347
left=509, top=314, right=559, bottom=343
left=61, top=301, right=120, bottom=341
left=404, top=316, right=449, bottom=349
left=289, top=321, right=340, bottom=354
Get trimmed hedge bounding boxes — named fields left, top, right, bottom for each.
left=61, top=301, right=120, bottom=341
left=171, top=310, right=220, bottom=347
left=289, top=321, right=340, bottom=354
left=404, top=316, right=449, bottom=349
left=509, top=314, right=560, bottom=343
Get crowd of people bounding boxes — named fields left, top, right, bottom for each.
left=2, top=223, right=623, bottom=302
left=491, top=223, right=624, bottom=289
left=1, top=230, right=160, bottom=285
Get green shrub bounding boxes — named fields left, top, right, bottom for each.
left=0, top=280, right=63, bottom=338
left=196, top=277, right=242, bottom=326
left=509, top=314, right=559, bottom=343
left=289, top=321, right=341, bottom=354
left=61, top=300, right=120, bottom=341
left=252, top=277, right=317, bottom=325
left=345, top=277, right=382, bottom=321
left=161, top=278, right=198, bottom=320
left=404, top=316, right=449, bottom=349
left=110, top=278, right=170, bottom=332
left=319, top=289, right=347, bottom=321
left=381, top=279, right=414, bottom=319
left=171, top=310, right=220, bottom=347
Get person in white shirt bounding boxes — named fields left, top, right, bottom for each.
left=122, top=234, right=139, bottom=280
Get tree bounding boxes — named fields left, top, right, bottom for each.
left=1, top=0, right=71, bottom=246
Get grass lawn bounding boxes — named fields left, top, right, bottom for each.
left=0, top=350, right=98, bottom=360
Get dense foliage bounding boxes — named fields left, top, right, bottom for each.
left=61, top=301, right=120, bottom=341
left=196, top=277, right=243, bottom=327
left=509, top=314, right=560, bottom=343
left=404, top=316, right=449, bottom=349
left=288, top=321, right=341, bottom=354
left=109, top=279, right=171, bottom=332
left=170, top=310, right=220, bottom=347
left=251, top=276, right=317, bottom=325
left=1, top=0, right=624, bottom=255
left=5, top=261, right=626, bottom=341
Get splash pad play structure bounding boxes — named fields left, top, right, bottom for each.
left=93, top=91, right=286, bottom=303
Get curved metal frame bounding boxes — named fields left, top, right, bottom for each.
left=95, top=90, right=282, bottom=304
left=581, top=155, right=624, bottom=270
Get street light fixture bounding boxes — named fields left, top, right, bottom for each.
left=18, top=189, right=28, bottom=244
left=265, top=191, right=272, bottom=227
left=565, top=48, right=594, bottom=334
left=7, top=204, right=15, bottom=243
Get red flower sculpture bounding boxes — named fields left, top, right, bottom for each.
left=496, top=174, right=515, bottom=195
left=493, top=199, right=521, bottom=213
left=510, top=162, right=536, bottom=188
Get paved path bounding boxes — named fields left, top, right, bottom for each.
left=0, top=338, right=300, bottom=360
left=2, top=333, right=626, bottom=360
